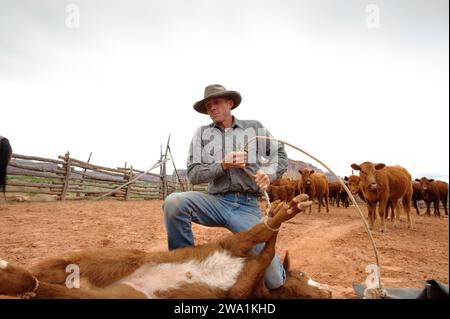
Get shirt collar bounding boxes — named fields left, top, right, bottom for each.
left=211, top=116, right=244, bottom=130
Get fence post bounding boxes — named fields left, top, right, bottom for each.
left=125, top=165, right=133, bottom=201
left=77, top=152, right=92, bottom=197
left=168, top=144, right=185, bottom=192
left=159, top=144, right=163, bottom=199
left=162, top=161, right=167, bottom=199
left=60, top=151, right=71, bottom=200
left=162, top=135, right=171, bottom=199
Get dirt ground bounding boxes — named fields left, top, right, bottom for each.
left=0, top=199, right=448, bottom=299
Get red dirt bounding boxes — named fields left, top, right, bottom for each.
left=0, top=199, right=448, bottom=298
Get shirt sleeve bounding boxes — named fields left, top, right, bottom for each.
left=186, top=127, right=226, bottom=185
left=256, top=121, right=288, bottom=183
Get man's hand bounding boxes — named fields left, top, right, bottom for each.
left=254, top=169, right=270, bottom=192
left=221, top=151, right=247, bottom=170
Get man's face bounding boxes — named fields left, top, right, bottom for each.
left=205, top=97, right=233, bottom=124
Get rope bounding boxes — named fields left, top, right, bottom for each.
left=242, top=135, right=384, bottom=292
left=20, top=276, right=39, bottom=299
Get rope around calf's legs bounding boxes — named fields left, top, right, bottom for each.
left=20, top=276, right=39, bottom=299
left=261, top=215, right=280, bottom=232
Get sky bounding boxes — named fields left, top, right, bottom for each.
left=0, top=0, right=448, bottom=181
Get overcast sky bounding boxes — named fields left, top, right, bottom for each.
left=1, top=0, right=448, bottom=181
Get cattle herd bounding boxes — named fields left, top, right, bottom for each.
left=268, top=162, right=449, bottom=232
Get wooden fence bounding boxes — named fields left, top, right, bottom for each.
left=5, top=153, right=207, bottom=201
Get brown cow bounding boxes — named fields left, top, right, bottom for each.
left=328, top=181, right=340, bottom=206
left=298, top=169, right=329, bottom=213
left=336, top=182, right=350, bottom=208
left=345, top=175, right=395, bottom=220
left=273, top=177, right=300, bottom=197
left=267, top=185, right=295, bottom=203
left=351, top=162, right=413, bottom=232
left=414, top=177, right=448, bottom=217
left=412, top=181, right=424, bottom=215
left=272, top=176, right=291, bottom=187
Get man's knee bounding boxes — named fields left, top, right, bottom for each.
left=264, top=257, right=286, bottom=289
left=265, top=273, right=285, bottom=289
left=163, top=192, right=189, bottom=221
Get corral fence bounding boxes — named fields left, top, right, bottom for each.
left=5, top=152, right=207, bottom=201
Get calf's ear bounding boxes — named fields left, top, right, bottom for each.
left=344, top=176, right=348, bottom=181
left=415, top=178, right=420, bottom=182
left=429, top=179, right=435, bottom=182
left=375, top=163, right=386, bottom=170
left=351, top=164, right=360, bottom=171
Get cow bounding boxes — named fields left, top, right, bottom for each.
left=0, top=196, right=332, bottom=299
left=414, top=177, right=448, bottom=217
left=336, top=182, right=350, bottom=208
left=271, top=176, right=291, bottom=187
left=328, top=181, right=341, bottom=206
left=345, top=175, right=395, bottom=220
left=412, top=181, right=424, bottom=215
left=350, top=162, right=413, bottom=232
left=267, top=185, right=295, bottom=203
left=344, top=175, right=364, bottom=199
left=298, top=169, right=329, bottom=213
left=272, top=177, right=300, bottom=197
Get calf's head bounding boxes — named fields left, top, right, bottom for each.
left=267, top=252, right=332, bottom=299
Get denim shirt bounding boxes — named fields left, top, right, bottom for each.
left=186, top=117, right=288, bottom=195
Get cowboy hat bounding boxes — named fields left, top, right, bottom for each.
left=193, top=84, right=242, bottom=114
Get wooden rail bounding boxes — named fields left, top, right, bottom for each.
left=6, top=152, right=207, bottom=201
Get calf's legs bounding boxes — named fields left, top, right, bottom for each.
left=228, top=233, right=278, bottom=299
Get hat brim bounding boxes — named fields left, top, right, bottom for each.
left=193, top=91, right=242, bottom=114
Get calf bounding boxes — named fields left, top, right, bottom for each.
left=267, top=185, right=295, bottom=202
left=298, top=169, right=329, bottom=213
left=351, top=162, right=413, bottom=232
left=414, top=177, right=448, bottom=217
left=0, top=195, right=332, bottom=299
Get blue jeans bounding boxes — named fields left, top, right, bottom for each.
left=162, top=191, right=286, bottom=289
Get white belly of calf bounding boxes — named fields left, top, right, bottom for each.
left=118, top=251, right=246, bottom=298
